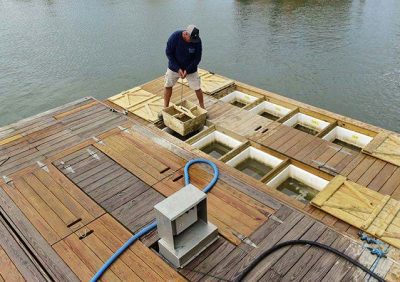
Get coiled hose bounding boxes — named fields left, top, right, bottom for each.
left=90, top=158, right=219, bottom=282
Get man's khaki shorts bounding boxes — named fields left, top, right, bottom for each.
left=164, top=68, right=201, bottom=90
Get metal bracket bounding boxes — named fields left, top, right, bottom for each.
left=36, top=161, right=49, bottom=172
left=328, top=145, right=341, bottom=152
left=86, top=149, right=100, bottom=160
left=118, top=125, right=130, bottom=133
left=91, top=136, right=105, bottom=145
left=312, top=160, right=338, bottom=175
left=268, top=214, right=284, bottom=224
left=339, top=148, right=353, bottom=156
left=2, top=175, right=14, bottom=187
left=60, top=161, right=75, bottom=174
left=233, top=231, right=258, bottom=248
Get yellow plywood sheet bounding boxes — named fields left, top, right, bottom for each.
left=108, top=87, right=155, bottom=109
left=312, top=177, right=400, bottom=248
left=181, top=73, right=234, bottom=95
left=363, top=132, right=400, bottom=166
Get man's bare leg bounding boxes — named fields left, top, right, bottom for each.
left=164, top=87, right=173, bottom=108
left=195, top=89, right=205, bottom=109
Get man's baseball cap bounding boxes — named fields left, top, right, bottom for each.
left=186, top=24, right=200, bottom=43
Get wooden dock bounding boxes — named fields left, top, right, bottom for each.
left=0, top=70, right=400, bottom=281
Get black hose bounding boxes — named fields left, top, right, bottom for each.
left=234, top=240, right=385, bottom=282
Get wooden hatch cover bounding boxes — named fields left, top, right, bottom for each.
left=181, top=72, right=234, bottom=95
left=108, top=87, right=155, bottom=109
left=311, top=175, right=400, bottom=248
left=127, top=97, right=165, bottom=123
left=363, top=132, right=400, bottom=166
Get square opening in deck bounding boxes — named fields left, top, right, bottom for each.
left=283, top=113, right=330, bottom=135
left=322, top=126, right=372, bottom=151
left=162, top=125, right=207, bottom=141
left=219, top=91, right=258, bottom=108
left=267, top=165, right=329, bottom=203
left=192, top=131, right=242, bottom=159
left=248, top=101, right=291, bottom=121
left=226, top=147, right=283, bottom=180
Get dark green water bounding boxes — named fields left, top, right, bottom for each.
left=277, top=177, right=318, bottom=203
left=1, top=0, right=399, bottom=133
left=231, top=99, right=247, bottom=108
left=333, top=138, right=361, bottom=152
left=235, top=158, right=273, bottom=180
left=294, top=124, right=319, bottom=135
left=200, top=142, right=232, bottom=159
left=260, top=111, right=280, bottom=121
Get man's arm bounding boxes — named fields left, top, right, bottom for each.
left=166, top=34, right=180, bottom=71
left=187, top=41, right=202, bottom=72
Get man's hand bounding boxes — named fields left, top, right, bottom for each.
left=178, top=69, right=184, bottom=78
left=178, top=69, right=187, bottom=79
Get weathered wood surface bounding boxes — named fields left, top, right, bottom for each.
left=0, top=97, right=128, bottom=176
left=53, top=214, right=185, bottom=281
left=1, top=68, right=400, bottom=282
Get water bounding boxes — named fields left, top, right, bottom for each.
left=231, top=99, right=247, bottom=108
left=277, top=177, right=318, bottom=204
left=200, top=142, right=232, bottom=159
left=333, top=138, right=361, bottom=152
left=1, top=0, right=400, bottom=132
left=260, top=111, right=280, bottom=121
left=294, top=124, right=319, bottom=135
left=235, top=158, right=273, bottom=180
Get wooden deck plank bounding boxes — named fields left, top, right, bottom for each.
left=63, top=234, right=121, bottom=281
left=322, top=241, right=363, bottom=281
left=0, top=248, right=25, bottom=282
left=340, top=153, right=366, bottom=175
left=185, top=240, right=236, bottom=281
left=235, top=216, right=314, bottom=281
left=227, top=211, right=304, bottom=281
left=281, top=228, right=339, bottom=280
left=13, top=178, right=71, bottom=240
left=94, top=142, right=159, bottom=185
left=260, top=221, right=327, bottom=280
left=269, top=126, right=300, bottom=151
left=284, top=133, right=316, bottom=157
left=54, top=101, right=99, bottom=120
left=93, top=174, right=145, bottom=206
left=1, top=182, right=60, bottom=244
left=378, top=167, right=400, bottom=196
left=0, top=185, right=79, bottom=281
left=0, top=221, right=43, bottom=281
left=357, top=159, right=387, bottom=187
left=23, top=173, right=78, bottom=226
left=300, top=236, right=351, bottom=281
left=368, top=163, right=398, bottom=191
left=88, top=219, right=163, bottom=281
left=98, top=214, right=184, bottom=281
left=45, top=164, right=105, bottom=218
left=53, top=240, right=94, bottom=282
left=179, top=237, right=225, bottom=278
left=33, top=168, right=95, bottom=227
left=80, top=232, right=140, bottom=281
left=346, top=155, right=376, bottom=181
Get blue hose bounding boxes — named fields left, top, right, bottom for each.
left=90, top=158, right=219, bottom=281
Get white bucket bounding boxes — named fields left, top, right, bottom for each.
left=226, top=147, right=283, bottom=169
left=248, top=101, right=291, bottom=119
left=220, top=91, right=258, bottom=106
left=283, top=113, right=330, bottom=133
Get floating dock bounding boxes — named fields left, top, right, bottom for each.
left=0, top=69, right=399, bottom=281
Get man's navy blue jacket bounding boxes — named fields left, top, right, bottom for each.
left=166, top=30, right=202, bottom=74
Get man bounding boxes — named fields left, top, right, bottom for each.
left=164, top=24, right=204, bottom=109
